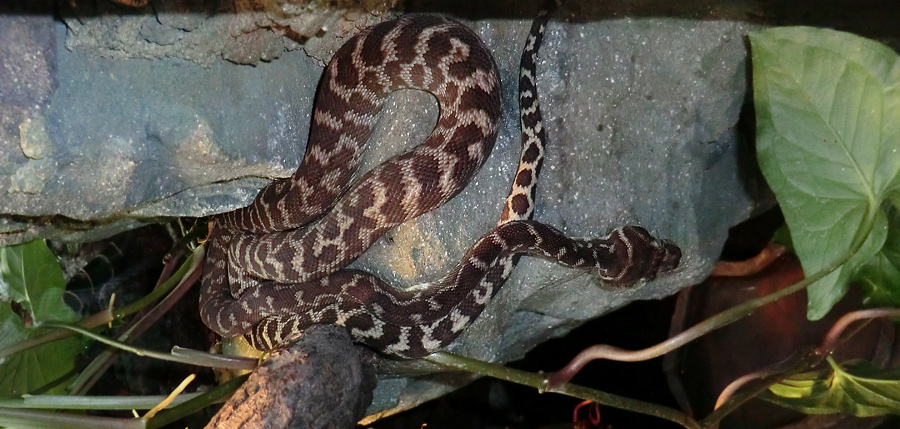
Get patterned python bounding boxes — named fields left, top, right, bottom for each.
left=199, top=12, right=681, bottom=359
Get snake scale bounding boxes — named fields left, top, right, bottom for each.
left=199, top=11, right=681, bottom=359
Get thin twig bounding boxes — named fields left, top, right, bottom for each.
left=425, top=351, right=700, bottom=429
left=711, top=242, right=787, bottom=277
left=147, top=374, right=250, bottom=429
left=72, top=246, right=206, bottom=394
left=546, top=233, right=862, bottom=388
left=713, top=354, right=802, bottom=410
left=42, top=323, right=256, bottom=370
left=143, top=374, right=195, bottom=420
left=820, top=308, right=900, bottom=353
left=707, top=308, right=900, bottom=426
left=699, top=352, right=818, bottom=429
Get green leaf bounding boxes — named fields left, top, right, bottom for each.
left=750, top=27, right=900, bottom=319
left=762, top=358, right=900, bottom=417
left=855, top=203, right=900, bottom=307
left=0, top=241, right=83, bottom=396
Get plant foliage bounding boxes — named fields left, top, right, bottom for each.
left=762, top=358, right=900, bottom=417
left=750, top=26, right=900, bottom=319
left=0, top=240, right=83, bottom=396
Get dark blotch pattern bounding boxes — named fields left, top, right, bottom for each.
left=199, top=13, right=682, bottom=360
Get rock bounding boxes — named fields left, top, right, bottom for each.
left=0, top=8, right=56, bottom=195
left=58, top=0, right=400, bottom=67
left=364, top=5, right=757, bottom=415
left=0, top=0, right=758, bottom=419
left=140, top=18, right=186, bottom=46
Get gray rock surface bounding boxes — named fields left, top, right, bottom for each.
left=363, top=8, right=757, bottom=415
left=60, top=0, right=400, bottom=67
left=0, top=0, right=757, bottom=419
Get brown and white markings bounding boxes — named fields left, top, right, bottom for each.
left=499, top=7, right=551, bottom=225
left=199, top=12, right=681, bottom=359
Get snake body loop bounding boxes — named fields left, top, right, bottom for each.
left=199, top=13, right=681, bottom=358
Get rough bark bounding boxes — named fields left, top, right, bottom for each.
left=208, top=325, right=376, bottom=429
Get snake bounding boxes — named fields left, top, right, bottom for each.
left=199, top=11, right=682, bottom=359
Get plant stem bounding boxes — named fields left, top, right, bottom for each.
left=42, top=323, right=256, bottom=370
left=70, top=246, right=206, bottom=394
left=0, top=309, right=113, bottom=360
left=114, top=246, right=200, bottom=319
left=171, top=346, right=260, bottom=369
left=146, top=373, right=250, bottom=429
left=0, top=408, right=146, bottom=429
left=0, top=394, right=198, bottom=410
left=424, top=351, right=700, bottom=429
left=143, top=374, right=195, bottom=420
left=820, top=308, right=900, bottom=352
left=0, top=248, right=199, bottom=360
left=548, top=214, right=876, bottom=387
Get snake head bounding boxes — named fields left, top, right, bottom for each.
left=594, top=225, right=682, bottom=286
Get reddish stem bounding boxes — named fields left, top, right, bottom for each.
left=711, top=242, right=786, bottom=277
left=819, top=308, right=900, bottom=353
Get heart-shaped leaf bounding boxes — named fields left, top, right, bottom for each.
left=750, top=26, right=900, bottom=319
